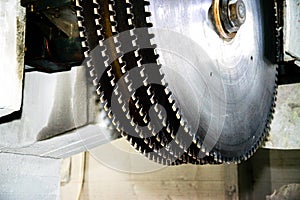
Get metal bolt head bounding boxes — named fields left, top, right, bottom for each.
left=228, top=0, right=246, bottom=31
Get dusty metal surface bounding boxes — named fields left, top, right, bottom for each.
left=265, top=83, right=300, bottom=149
left=0, top=153, right=61, bottom=200
left=0, top=0, right=25, bottom=118
left=0, top=124, right=114, bottom=159
left=0, top=66, right=110, bottom=149
left=284, top=0, right=300, bottom=62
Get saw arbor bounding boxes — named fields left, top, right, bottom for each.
left=76, top=0, right=278, bottom=164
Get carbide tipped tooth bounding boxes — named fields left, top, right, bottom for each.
left=125, top=111, right=131, bottom=119
left=143, top=77, right=148, bottom=86
left=143, top=116, right=148, bottom=124
left=162, top=119, right=167, bottom=127
left=121, top=66, right=126, bottom=74
left=107, top=68, right=113, bottom=77
left=170, top=133, right=175, bottom=139
left=156, top=135, right=161, bottom=142
left=134, top=100, right=140, bottom=109
left=149, top=95, right=155, bottom=104
left=128, top=83, right=133, bottom=92
left=97, top=88, right=102, bottom=96
left=146, top=87, right=151, bottom=96
left=117, top=95, right=123, bottom=104
left=166, top=125, right=171, bottom=133
left=124, top=74, right=129, bottom=83
left=140, top=68, right=145, bottom=77
left=122, top=104, right=127, bottom=112
left=138, top=108, right=144, bottom=116
left=151, top=129, right=157, bottom=136
left=110, top=79, right=116, bottom=87
left=172, top=104, right=177, bottom=112
left=134, top=125, right=139, bottom=133
left=130, top=118, right=135, bottom=127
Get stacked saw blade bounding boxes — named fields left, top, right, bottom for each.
left=75, top=0, right=278, bottom=165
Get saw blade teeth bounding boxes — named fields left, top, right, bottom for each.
left=128, top=18, right=133, bottom=26
left=117, top=56, right=123, bottom=63
left=146, top=86, right=152, bottom=96
left=164, top=88, right=171, bottom=95
left=143, top=116, right=148, bottom=124
left=125, top=111, right=130, bottom=119
left=113, top=85, right=119, bottom=95
left=117, top=94, right=123, bottom=104
left=147, top=153, right=153, bottom=160
left=166, top=125, right=171, bottom=134
left=196, top=142, right=202, bottom=149
left=157, top=111, right=163, bottom=120
left=142, top=77, right=149, bottom=86
left=129, top=137, right=133, bottom=145
left=137, top=59, right=143, bottom=67
left=79, top=31, right=85, bottom=38
left=149, top=143, right=154, bottom=149
left=161, top=77, right=168, bottom=87
left=175, top=112, right=181, bottom=120
left=107, top=109, right=113, bottom=119
left=81, top=41, right=88, bottom=48
left=108, top=3, right=114, bottom=11
left=171, top=104, right=177, bottom=112
left=127, top=83, right=133, bottom=92
left=167, top=96, right=174, bottom=104
left=184, top=126, right=190, bottom=134
left=151, top=129, right=157, bottom=137
left=130, top=118, right=135, bottom=127
left=139, top=108, right=144, bottom=117
left=96, top=87, right=102, bottom=96
left=78, top=20, right=84, bottom=28
left=144, top=138, right=149, bottom=145
left=131, top=93, right=136, bottom=101
left=94, top=7, right=100, bottom=15
left=138, top=132, right=144, bottom=139
left=121, top=65, right=127, bottom=74
left=153, top=103, right=159, bottom=113
left=95, top=18, right=100, bottom=26
left=134, top=99, right=140, bottom=109
left=156, top=135, right=161, bottom=143
left=92, top=78, right=97, bottom=87
left=179, top=118, right=186, bottom=127
left=99, top=93, right=105, bottom=103
left=134, top=125, right=140, bottom=134
left=134, top=50, right=140, bottom=58
left=86, top=59, right=93, bottom=68
left=124, top=74, right=129, bottom=83
left=110, top=78, right=116, bottom=87
left=147, top=123, right=152, bottom=131
left=138, top=146, right=143, bottom=153
left=115, top=45, right=122, bottom=54
left=132, top=38, right=137, bottom=47
left=170, top=132, right=175, bottom=140
left=149, top=95, right=155, bottom=104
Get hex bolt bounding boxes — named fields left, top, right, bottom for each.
left=228, top=0, right=246, bottom=30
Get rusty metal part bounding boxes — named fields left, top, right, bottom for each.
left=212, top=0, right=246, bottom=40
left=227, top=0, right=246, bottom=31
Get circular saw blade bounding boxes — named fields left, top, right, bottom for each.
left=148, top=0, right=277, bottom=161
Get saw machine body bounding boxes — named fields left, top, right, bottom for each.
left=8, top=0, right=300, bottom=164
